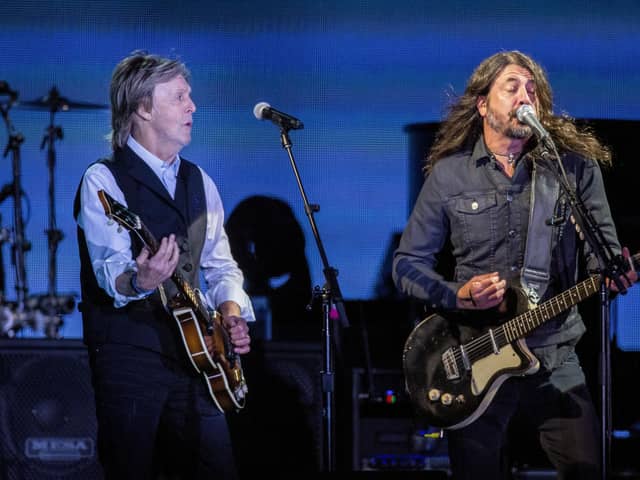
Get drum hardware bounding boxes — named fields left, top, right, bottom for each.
left=0, top=85, right=105, bottom=338
left=40, top=87, right=71, bottom=338
left=0, top=302, right=21, bottom=338
left=19, top=86, right=108, bottom=112
left=0, top=294, right=76, bottom=339
left=1, top=81, right=29, bottom=324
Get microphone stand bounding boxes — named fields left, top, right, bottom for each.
left=278, top=126, right=350, bottom=472
left=542, top=145, right=629, bottom=480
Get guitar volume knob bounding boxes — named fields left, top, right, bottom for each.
left=455, top=394, right=465, bottom=404
left=441, top=393, right=453, bottom=406
left=428, top=389, right=441, bottom=401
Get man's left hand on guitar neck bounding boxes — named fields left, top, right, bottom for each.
left=607, top=246, right=638, bottom=293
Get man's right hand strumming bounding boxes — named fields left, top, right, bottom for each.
left=456, top=272, right=507, bottom=310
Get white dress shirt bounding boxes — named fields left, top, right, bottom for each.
left=77, top=136, right=255, bottom=322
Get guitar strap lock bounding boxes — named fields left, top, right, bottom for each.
left=521, top=159, right=560, bottom=305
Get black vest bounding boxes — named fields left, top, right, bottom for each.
left=74, top=145, right=207, bottom=359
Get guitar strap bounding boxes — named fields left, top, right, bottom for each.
left=521, top=159, right=560, bottom=304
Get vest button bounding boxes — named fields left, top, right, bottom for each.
left=183, top=263, right=193, bottom=272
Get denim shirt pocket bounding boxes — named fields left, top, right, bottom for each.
left=450, top=192, right=498, bottom=248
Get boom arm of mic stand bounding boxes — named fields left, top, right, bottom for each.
left=279, top=128, right=350, bottom=328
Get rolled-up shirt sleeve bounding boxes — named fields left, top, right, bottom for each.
left=77, top=163, right=145, bottom=308
left=199, top=169, right=255, bottom=322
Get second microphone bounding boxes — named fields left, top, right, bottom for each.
left=253, top=102, right=304, bottom=130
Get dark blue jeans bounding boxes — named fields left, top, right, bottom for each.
left=447, top=350, right=600, bottom=480
left=88, top=343, right=238, bottom=480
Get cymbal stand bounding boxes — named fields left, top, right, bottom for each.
left=33, top=104, right=72, bottom=337
left=0, top=213, right=14, bottom=337
left=1, top=89, right=30, bottom=334
left=0, top=212, right=6, bottom=301
left=42, top=116, right=63, bottom=299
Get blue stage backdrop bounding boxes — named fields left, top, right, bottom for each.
left=0, top=0, right=638, bottom=338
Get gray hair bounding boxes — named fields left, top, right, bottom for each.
left=109, top=50, right=190, bottom=151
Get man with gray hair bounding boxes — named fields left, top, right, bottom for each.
left=74, top=50, right=254, bottom=479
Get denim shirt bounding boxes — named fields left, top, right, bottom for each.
left=393, top=137, right=621, bottom=366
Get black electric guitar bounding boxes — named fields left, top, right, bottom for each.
left=403, top=254, right=638, bottom=430
left=97, top=189, right=247, bottom=413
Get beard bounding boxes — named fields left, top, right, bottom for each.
left=486, top=106, right=531, bottom=139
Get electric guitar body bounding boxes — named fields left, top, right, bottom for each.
left=403, top=259, right=638, bottom=429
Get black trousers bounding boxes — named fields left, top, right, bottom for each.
left=88, top=343, right=238, bottom=480
left=447, top=350, right=600, bottom=480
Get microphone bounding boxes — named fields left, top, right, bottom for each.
left=253, top=102, right=304, bottom=130
left=0, top=81, right=18, bottom=102
left=516, top=104, right=554, bottom=149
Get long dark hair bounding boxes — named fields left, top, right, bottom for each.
left=426, top=51, right=611, bottom=172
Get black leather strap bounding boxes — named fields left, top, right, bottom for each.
left=521, top=159, right=560, bottom=304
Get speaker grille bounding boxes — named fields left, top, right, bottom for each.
left=0, top=339, right=103, bottom=479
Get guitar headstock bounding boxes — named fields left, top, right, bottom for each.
left=97, top=189, right=141, bottom=233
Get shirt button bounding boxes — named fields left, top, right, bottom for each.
left=506, top=194, right=513, bottom=202
left=508, top=229, right=516, bottom=238
left=471, top=201, right=479, bottom=211
left=510, top=265, right=518, bottom=272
